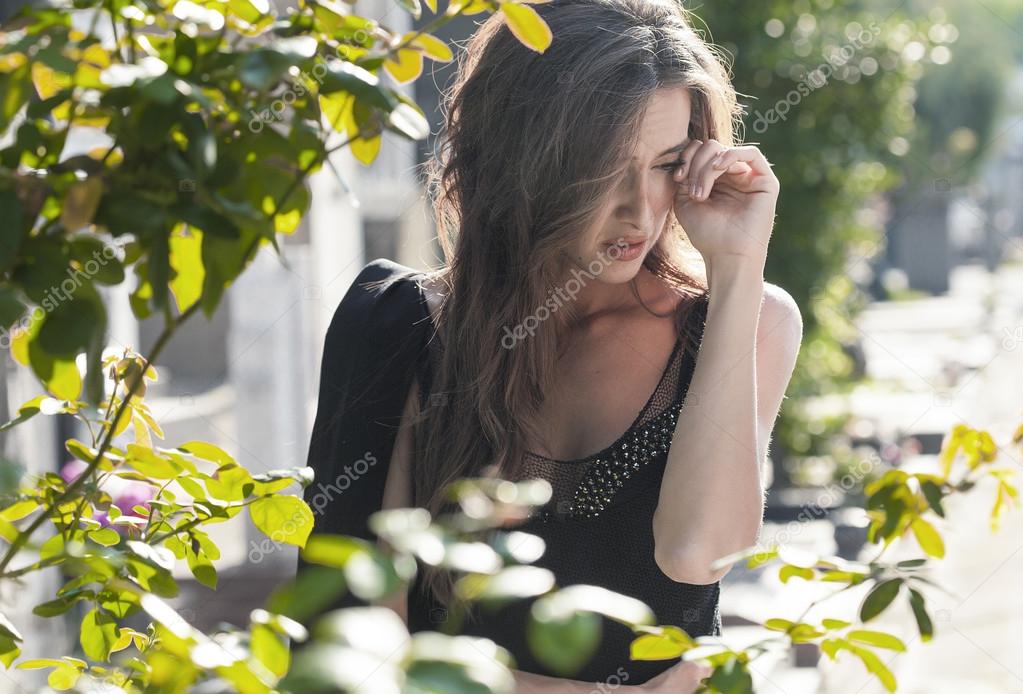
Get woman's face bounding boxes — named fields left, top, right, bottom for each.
left=567, top=86, right=693, bottom=282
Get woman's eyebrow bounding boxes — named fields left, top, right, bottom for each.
left=658, top=139, right=691, bottom=157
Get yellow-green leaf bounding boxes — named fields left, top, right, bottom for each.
left=169, top=226, right=205, bottom=313
left=46, top=358, right=82, bottom=401
left=500, top=2, right=552, bottom=53
left=61, top=178, right=103, bottom=232
left=779, top=564, right=814, bottom=583
left=178, top=441, right=235, bottom=466
left=630, top=626, right=694, bottom=660
left=80, top=608, right=118, bottom=662
left=125, top=445, right=180, bottom=479
left=250, top=495, right=313, bottom=547
left=846, top=643, right=897, bottom=692
left=383, top=48, right=423, bottom=84
left=406, top=32, right=453, bottom=62
left=910, top=517, right=944, bottom=558
left=846, top=630, right=906, bottom=651
left=0, top=500, right=38, bottom=522
left=251, top=624, right=289, bottom=677
left=88, top=528, right=121, bottom=547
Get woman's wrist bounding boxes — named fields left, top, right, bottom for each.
left=705, top=253, right=765, bottom=289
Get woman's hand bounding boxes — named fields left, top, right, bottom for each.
left=672, top=138, right=779, bottom=276
left=638, top=660, right=714, bottom=693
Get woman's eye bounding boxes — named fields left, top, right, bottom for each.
left=659, top=159, right=685, bottom=173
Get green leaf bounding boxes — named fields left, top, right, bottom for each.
left=907, top=588, right=934, bottom=643
left=61, top=178, right=103, bottom=232
left=0, top=395, right=47, bottom=431
left=0, top=64, right=32, bottom=133
left=33, top=592, right=92, bottom=617
left=919, top=479, right=946, bottom=518
left=80, top=608, right=118, bottom=662
left=705, top=654, right=753, bottom=694
left=0, top=634, right=20, bottom=668
left=251, top=624, right=289, bottom=677
left=859, top=578, right=903, bottom=622
left=526, top=608, right=600, bottom=677
left=69, top=235, right=124, bottom=285
left=250, top=495, right=313, bottom=547
left=0, top=611, right=23, bottom=642
left=318, top=60, right=395, bottom=111
left=186, top=544, right=218, bottom=589
left=237, top=49, right=294, bottom=91
left=37, top=298, right=102, bottom=358
left=126, top=540, right=176, bottom=572
left=0, top=286, right=25, bottom=328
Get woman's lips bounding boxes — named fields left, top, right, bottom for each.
left=604, top=237, right=648, bottom=260
left=605, top=236, right=648, bottom=248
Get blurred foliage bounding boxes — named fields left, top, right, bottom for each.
left=689, top=0, right=1013, bottom=472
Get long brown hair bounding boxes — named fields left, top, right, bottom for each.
left=407, top=0, right=742, bottom=615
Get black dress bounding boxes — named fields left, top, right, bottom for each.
left=298, top=258, right=720, bottom=686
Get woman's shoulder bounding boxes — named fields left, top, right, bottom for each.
left=329, top=258, right=431, bottom=336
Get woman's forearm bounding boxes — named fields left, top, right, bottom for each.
left=653, top=258, right=765, bottom=584
left=513, top=668, right=637, bottom=692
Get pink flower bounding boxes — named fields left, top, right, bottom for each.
left=60, top=459, right=88, bottom=485
left=113, top=483, right=156, bottom=516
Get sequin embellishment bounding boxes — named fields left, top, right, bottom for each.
left=533, top=397, right=686, bottom=523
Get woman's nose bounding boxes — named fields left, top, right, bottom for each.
left=618, top=168, right=651, bottom=214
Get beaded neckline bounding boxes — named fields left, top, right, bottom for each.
left=524, top=338, right=685, bottom=465
left=535, top=397, right=687, bottom=521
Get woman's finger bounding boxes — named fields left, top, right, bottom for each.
left=708, top=145, right=778, bottom=193
left=683, top=139, right=728, bottom=197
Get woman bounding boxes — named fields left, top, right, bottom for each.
left=300, top=0, right=803, bottom=689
